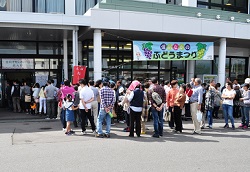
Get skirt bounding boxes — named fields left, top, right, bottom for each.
left=65, top=109, right=75, bottom=122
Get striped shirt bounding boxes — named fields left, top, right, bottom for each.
left=100, top=86, right=115, bottom=109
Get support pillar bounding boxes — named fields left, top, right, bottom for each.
left=187, top=60, right=195, bottom=82
left=94, top=29, right=102, bottom=81
left=78, top=41, right=83, bottom=65
left=72, top=29, right=79, bottom=67
left=218, top=38, right=227, bottom=86
left=63, top=38, right=68, bottom=80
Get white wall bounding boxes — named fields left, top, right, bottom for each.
left=182, top=0, right=197, bottom=7
left=91, top=8, right=250, bottom=40
left=214, top=46, right=250, bottom=57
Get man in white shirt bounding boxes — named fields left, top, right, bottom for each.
left=79, top=79, right=96, bottom=135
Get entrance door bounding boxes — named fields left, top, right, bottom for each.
left=1, top=72, right=34, bottom=108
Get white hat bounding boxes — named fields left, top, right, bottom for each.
left=119, top=87, right=124, bottom=94
left=245, top=78, right=250, bottom=84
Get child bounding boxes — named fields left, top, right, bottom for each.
left=30, top=101, right=36, bottom=115
left=63, top=94, right=79, bottom=135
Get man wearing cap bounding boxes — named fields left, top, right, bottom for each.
left=96, top=78, right=115, bottom=138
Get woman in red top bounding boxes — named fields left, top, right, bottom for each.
left=184, top=83, right=193, bottom=119
left=166, top=80, right=179, bottom=129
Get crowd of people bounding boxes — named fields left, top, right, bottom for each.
left=5, top=76, right=250, bottom=137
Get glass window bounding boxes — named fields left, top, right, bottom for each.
left=35, top=58, right=49, bottom=69
left=86, top=0, right=96, bottom=11
left=172, top=61, right=185, bottom=73
left=50, top=59, right=58, bottom=69
left=46, top=0, right=64, bottom=13
left=22, top=0, right=33, bottom=12
left=35, top=0, right=45, bottom=13
left=224, top=0, right=235, bottom=6
left=119, top=55, right=131, bottom=69
left=211, top=0, right=222, bottom=4
left=160, top=61, right=170, bottom=70
left=230, top=58, right=245, bottom=83
left=119, top=42, right=132, bottom=51
left=195, top=61, right=212, bottom=75
left=148, top=61, right=158, bottom=69
left=75, top=0, right=85, bottom=15
left=0, top=42, right=36, bottom=54
left=39, top=43, right=62, bottom=55
left=133, top=61, right=148, bottom=69
left=88, top=52, right=93, bottom=68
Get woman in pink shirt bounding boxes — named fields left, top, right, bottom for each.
left=166, top=80, right=179, bottom=129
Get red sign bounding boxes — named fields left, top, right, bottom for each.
left=72, top=66, right=86, bottom=84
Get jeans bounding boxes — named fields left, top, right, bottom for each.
left=151, top=108, right=164, bottom=136
left=241, top=106, right=250, bottom=126
left=222, top=104, right=234, bottom=126
left=207, top=110, right=213, bottom=126
left=212, top=106, right=220, bottom=118
left=46, top=99, right=55, bottom=118
left=39, top=97, right=46, bottom=114
left=96, top=109, right=111, bottom=134
left=60, top=109, right=66, bottom=129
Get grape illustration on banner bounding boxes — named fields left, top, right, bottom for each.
left=142, top=42, right=153, bottom=59
left=196, top=42, right=207, bottom=59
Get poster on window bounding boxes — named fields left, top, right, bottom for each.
left=133, top=41, right=214, bottom=61
left=2, top=58, right=34, bottom=69
left=72, top=66, right=87, bottom=84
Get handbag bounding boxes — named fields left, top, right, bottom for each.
left=25, top=95, right=31, bottom=102
left=196, top=110, right=202, bottom=122
left=164, top=110, right=171, bottom=122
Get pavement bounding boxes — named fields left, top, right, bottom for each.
left=0, top=109, right=250, bottom=172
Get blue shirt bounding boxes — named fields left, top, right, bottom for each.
left=190, top=85, right=203, bottom=104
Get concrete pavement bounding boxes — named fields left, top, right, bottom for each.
left=0, top=117, right=250, bottom=172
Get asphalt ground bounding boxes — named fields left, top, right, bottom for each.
left=0, top=117, right=250, bottom=172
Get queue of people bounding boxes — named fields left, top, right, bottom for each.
left=5, top=76, right=250, bottom=138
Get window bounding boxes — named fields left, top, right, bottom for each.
left=197, top=0, right=248, bottom=13
left=75, top=0, right=99, bottom=15
left=35, top=0, right=64, bottom=13
left=195, top=61, right=212, bottom=75
left=39, top=43, right=62, bottom=55
left=35, top=58, right=49, bottom=69
left=0, top=42, right=36, bottom=54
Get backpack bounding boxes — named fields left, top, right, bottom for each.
left=152, top=91, right=162, bottom=106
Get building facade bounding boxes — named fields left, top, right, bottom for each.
left=0, top=0, right=250, bottom=107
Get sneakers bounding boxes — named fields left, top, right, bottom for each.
left=123, top=127, right=130, bottom=132
left=81, top=131, right=87, bottom=135
left=152, top=134, right=160, bottom=138
left=93, top=130, right=97, bottom=135
left=223, top=124, right=229, bottom=128
left=242, top=125, right=248, bottom=129
left=65, top=132, right=72, bottom=136
left=232, top=125, right=235, bottom=130
left=104, top=133, right=110, bottom=138
left=95, top=133, right=104, bottom=138
left=239, top=123, right=244, bottom=128
left=62, top=128, right=66, bottom=132
left=141, top=131, right=146, bottom=134
left=119, top=121, right=125, bottom=124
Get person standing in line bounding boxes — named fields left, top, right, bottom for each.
left=233, top=86, right=242, bottom=118
left=39, top=85, right=46, bottom=116
left=189, top=78, right=203, bottom=135
left=89, top=80, right=99, bottom=125
left=205, top=80, right=216, bottom=129
left=166, top=80, right=179, bottom=129
left=59, top=80, right=75, bottom=129
left=78, top=79, right=96, bottom=135
left=22, top=81, right=31, bottom=114
left=44, top=80, right=58, bottom=119
left=221, top=81, right=236, bottom=130
left=95, top=78, right=115, bottom=138
left=11, top=80, right=21, bottom=113
left=239, top=84, right=250, bottom=129
left=6, top=81, right=13, bottom=111
left=212, top=83, right=222, bottom=119
left=149, top=77, right=166, bottom=138
left=184, top=83, right=193, bottom=120
left=73, top=85, right=80, bottom=128
left=127, top=81, right=144, bottom=137
left=32, top=83, right=40, bottom=115
left=173, top=84, right=186, bottom=133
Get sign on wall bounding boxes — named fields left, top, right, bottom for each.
left=133, top=41, right=214, bottom=61
left=2, top=58, right=34, bottom=69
